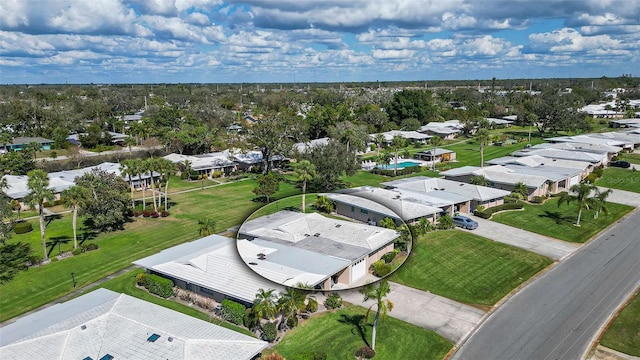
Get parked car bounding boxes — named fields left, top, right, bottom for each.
left=609, top=160, right=631, bottom=168
left=452, top=215, right=479, bottom=230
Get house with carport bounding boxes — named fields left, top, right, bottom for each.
left=237, top=210, right=399, bottom=290
left=370, top=130, right=432, bottom=145
left=164, top=152, right=237, bottom=178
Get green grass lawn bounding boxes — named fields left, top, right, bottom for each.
left=88, top=268, right=255, bottom=337
left=270, top=305, right=452, bottom=360
left=442, top=137, right=545, bottom=168
left=595, top=168, right=640, bottom=193
left=619, top=153, right=640, bottom=165
left=390, top=230, right=552, bottom=306
left=600, top=290, right=640, bottom=356
left=0, top=178, right=301, bottom=323
left=492, top=198, right=634, bottom=243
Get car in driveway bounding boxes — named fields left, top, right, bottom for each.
left=452, top=215, right=479, bottom=230
left=609, top=160, right=631, bottom=168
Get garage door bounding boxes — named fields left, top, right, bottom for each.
left=352, top=258, right=367, bottom=282
left=569, top=175, right=580, bottom=186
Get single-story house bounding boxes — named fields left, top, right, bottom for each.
left=487, top=117, right=514, bottom=128
left=232, top=150, right=286, bottom=172
left=370, top=130, right=432, bottom=145
left=440, top=165, right=552, bottom=201
left=0, top=288, right=267, bottom=360
left=545, top=131, right=640, bottom=151
left=382, top=176, right=511, bottom=212
left=610, top=118, right=640, bottom=128
left=413, top=148, right=456, bottom=163
left=120, top=114, right=143, bottom=123
left=418, top=120, right=463, bottom=140
left=294, top=137, right=330, bottom=154
left=164, top=152, right=237, bottom=177
left=511, top=147, right=608, bottom=166
left=1, top=137, right=53, bottom=153
left=527, top=142, right=621, bottom=162
left=326, top=188, right=445, bottom=224
left=134, top=234, right=282, bottom=306
left=237, top=211, right=399, bottom=290
left=67, top=131, right=129, bottom=146
left=488, top=155, right=594, bottom=181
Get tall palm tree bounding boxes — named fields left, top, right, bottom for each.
left=475, top=128, right=490, bottom=168
left=293, top=160, right=316, bottom=212
left=593, top=187, right=613, bottom=219
left=120, top=159, right=136, bottom=208
left=252, top=288, right=278, bottom=323
left=144, top=158, right=158, bottom=212
left=373, top=133, right=386, bottom=157
left=197, top=217, right=216, bottom=236
left=61, top=185, right=87, bottom=249
left=131, top=158, right=146, bottom=210
left=558, top=182, right=596, bottom=226
left=159, top=158, right=176, bottom=209
left=360, top=280, right=394, bottom=351
left=24, top=169, right=56, bottom=260
left=124, top=136, right=137, bottom=156
left=391, top=135, right=406, bottom=176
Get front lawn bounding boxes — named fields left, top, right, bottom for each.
left=595, top=168, right=640, bottom=193
left=89, top=268, right=255, bottom=337
left=0, top=178, right=301, bottom=323
left=270, top=305, right=452, bottom=360
left=390, top=230, right=552, bottom=306
left=600, top=290, right=640, bottom=356
left=492, top=197, right=634, bottom=243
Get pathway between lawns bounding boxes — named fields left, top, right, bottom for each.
left=0, top=265, right=140, bottom=328
left=338, top=282, right=486, bottom=344
left=596, top=186, right=640, bottom=208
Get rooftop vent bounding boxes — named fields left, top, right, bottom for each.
left=257, top=253, right=266, bottom=260
left=249, top=262, right=258, bottom=266
left=335, top=224, right=341, bottom=228
left=304, top=233, right=310, bottom=237
left=99, top=355, right=114, bottom=360
left=147, top=333, right=161, bottom=342
left=313, top=233, right=321, bottom=237
left=81, top=324, right=87, bottom=330
left=168, top=337, right=174, bottom=342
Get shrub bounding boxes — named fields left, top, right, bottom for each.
left=371, top=260, right=393, bottom=277
left=531, top=196, right=546, bottom=204
left=142, top=210, right=151, bottom=217
left=551, top=191, right=568, bottom=197
left=212, top=171, right=223, bottom=178
left=286, top=315, right=298, bottom=328
left=355, top=346, right=376, bottom=359
left=136, top=273, right=147, bottom=286
left=83, top=243, right=99, bottom=251
left=585, top=173, right=597, bottom=184
left=475, top=205, right=485, bottom=212
left=306, top=297, right=318, bottom=313
left=151, top=211, right=159, bottom=218
left=144, top=274, right=174, bottom=298
left=290, top=351, right=328, bottom=360
left=262, top=352, right=285, bottom=360
left=370, top=165, right=422, bottom=177
left=132, top=210, right=141, bottom=217
left=324, top=292, right=343, bottom=309
left=592, top=166, right=604, bottom=178
left=261, top=322, right=278, bottom=342
left=51, top=256, right=59, bottom=262
left=474, top=202, right=524, bottom=219
left=381, top=251, right=397, bottom=264
left=161, top=210, right=169, bottom=217
left=72, top=248, right=83, bottom=256
left=244, top=308, right=259, bottom=330
left=26, top=254, right=42, bottom=266
left=437, top=214, right=454, bottom=229
left=13, top=221, right=33, bottom=234
left=157, top=206, right=165, bottom=212
left=220, top=299, right=246, bottom=325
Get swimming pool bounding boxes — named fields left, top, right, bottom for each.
left=376, top=161, right=422, bottom=170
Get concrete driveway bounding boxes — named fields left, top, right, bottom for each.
left=339, top=282, right=486, bottom=343
left=596, top=186, right=640, bottom=207
left=464, top=214, right=580, bottom=260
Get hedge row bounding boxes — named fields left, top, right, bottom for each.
left=221, top=299, right=246, bottom=325
left=474, top=202, right=524, bottom=219
left=13, top=221, right=33, bottom=234
left=139, top=273, right=174, bottom=298
left=370, top=165, right=422, bottom=177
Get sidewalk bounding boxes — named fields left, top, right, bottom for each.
left=597, top=186, right=640, bottom=208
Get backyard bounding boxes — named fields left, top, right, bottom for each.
left=390, top=230, right=552, bottom=306
left=269, top=305, right=452, bottom=360
left=491, top=198, right=634, bottom=243
left=595, top=168, right=640, bottom=193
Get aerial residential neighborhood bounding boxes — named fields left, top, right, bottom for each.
left=2, top=2, right=640, bottom=360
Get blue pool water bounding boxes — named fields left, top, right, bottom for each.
left=377, top=161, right=422, bottom=170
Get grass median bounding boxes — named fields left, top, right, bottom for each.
left=390, top=230, right=552, bottom=306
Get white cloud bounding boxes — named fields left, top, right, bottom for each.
left=371, top=49, right=415, bottom=60
left=529, top=28, right=623, bottom=52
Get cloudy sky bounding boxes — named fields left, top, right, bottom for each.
left=1, top=0, right=638, bottom=84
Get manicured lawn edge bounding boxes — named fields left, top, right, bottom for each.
left=600, top=290, right=640, bottom=356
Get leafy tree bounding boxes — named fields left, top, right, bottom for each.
left=0, top=151, right=36, bottom=175
left=197, top=217, right=216, bottom=236
left=0, top=242, right=32, bottom=283
left=0, top=132, right=13, bottom=152
left=61, top=185, right=87, bottom=249
left=304, top=141, right=359, bottom=191
left=360, top=280, right=394, bottom=351
left=557, top=183, right=596, bottom=226
left=329, top=121, right=369, bottom=154
left=246, top=111, right=303, bottom=174
left=0, top=183, right=15, bottom=244
left=51, top=127, right=69, bottom=149
left=252, top=288, right=278, bottom=322
left=23, top=141, right=41, bottom=160
left=379, top=217, right=396, bottom=229
left=592, top=187, right=612, bottom=219
left=437, top=214, right=455, bottom=230
left=313, top=195, right=334, bottom=213
left=75, top=169, right=130, bottom=231
left=387, top=89, right=438, bottom=124
left=293, top=160, right=316, bottom=212
left=24, top=169, right=55, bottom=260
left=470, top=175, right=488, bottom=186
left=253, top=172, right=281, bottom=203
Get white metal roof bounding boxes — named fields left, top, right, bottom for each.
left=336, top=186, right=446, bottom=220
left=382, top=176, right=511, bottom=202
left=0, top=289, right=267, bottom=360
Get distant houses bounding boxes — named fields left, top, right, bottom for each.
left=1, top=137, right=53, bottom=153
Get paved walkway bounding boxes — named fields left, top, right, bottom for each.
left=597, top=186, right=640, bottom=208
left=465, top=214, right=580, bottom=260
left=339, top=282, right=486, bottom=343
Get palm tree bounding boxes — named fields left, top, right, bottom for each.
left=61, top=185, right=86, bottom=250
left=373, top=133, right=386, bottom=157
left=144, top=158, right=158, bottom=212
left=391, top=135, right=406, bottom=176
left=470, top=175, right=488, bottom=186
left=558, top=183, right=596, bottom=226
left=180, top=159, right=192, bottom=180
left=277, top=287, right=307, bottom=329
left=120, top=159, right=136, bottom=208
left=158, top=158, right=176, bottom=209
left=475, top=128, right=490, bottom=167
left=24, top=169, right=56, bottom=260
left=512, top=182, right=529, bottom=201
left=252, top=288, right=278, bottom=323
left=293, top=160, right=316, bottom=212
left=197, top=217, right=216, bottom=236
left=10, top=200, right=22, bottom=220
left=131, top=158, right=146, bottom=210
left=360, top=280, right=394, bottom=351
left=593, top=187, right=613, bottom=219
left=124, top=136, right=137, bottom=156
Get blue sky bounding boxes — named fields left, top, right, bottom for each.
left=1, top=0, right=638, bottom=84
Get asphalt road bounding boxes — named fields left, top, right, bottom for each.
left=451, top=209, right=640, bottom=360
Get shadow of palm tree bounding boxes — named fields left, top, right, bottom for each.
left=78, top=231, right=98, bottom=246
left=538, top=211, right=574, bottom=225
left=337, top=313, right=369, bottom=347
left=46, top=236, right=72, bottom=257
left=44, top=214, right=62, bottom=227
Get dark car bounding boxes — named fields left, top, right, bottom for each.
left=609, top=160, right=631, bottom=168
left=452, top=215, right=479, bottom=230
